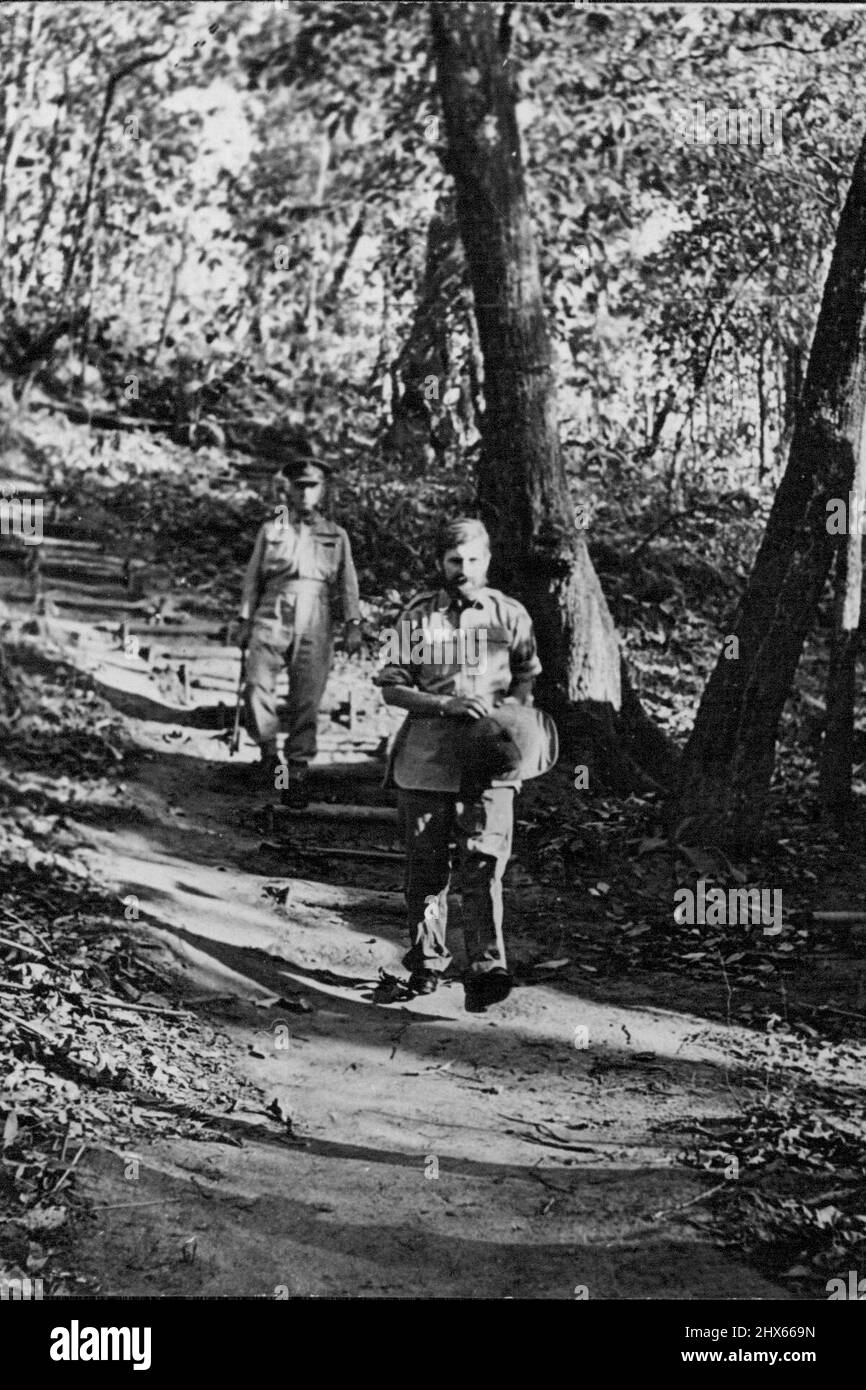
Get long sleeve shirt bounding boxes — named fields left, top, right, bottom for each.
left=240, top=509, right=361, bottom=626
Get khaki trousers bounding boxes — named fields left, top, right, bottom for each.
left=397, top=785, right=515, bottom=977
left=244, top=585, right=333, bottom=766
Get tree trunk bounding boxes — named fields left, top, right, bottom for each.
left=304, top=135, right=331, bottom=340
left=819, top=551, right=859, bottom=819
left=675, top=135, right=866, bottom=849
left=430, top=0, right=673, bottom=791
left=382, top=196, right=464, bottom=476
left=819, top=415, right=866, bottom=817
left=757, top=327, right=768, bottom=480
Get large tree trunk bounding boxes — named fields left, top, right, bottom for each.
left=382, top=196, right=467, bottom=476
left=819, top=414, right=866, bottom=818
left=675, top=135, right=866, bottom=849
left=430, top=0, right=673, bottom=791
left=819, top=549, right=859, bottom=819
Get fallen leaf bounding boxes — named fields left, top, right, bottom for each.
left=3, top=1112, right=19, bottom=1148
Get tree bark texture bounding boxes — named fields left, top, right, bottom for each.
left=383, top=196, right=467, bottom=475
left=819, top=415, right=866, bottom=815
left=430, top=1, right=673, bottom=790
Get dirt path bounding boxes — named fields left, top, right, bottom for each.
left=0, top=511, right=809, bottom=1299
left=51, top=709, right=795, bottom=1300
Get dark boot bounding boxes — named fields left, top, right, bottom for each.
left=255, top=743, right=284, bottom=795
left=282, top=763, right=310, bottom=809
left=408, top=969, right=440, bottom=996
left=464, top=968, right=512, bottom=1013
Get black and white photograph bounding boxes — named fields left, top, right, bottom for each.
left=0, top=0, right=864, bottom=1354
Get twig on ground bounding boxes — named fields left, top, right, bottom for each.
left=651, top=1179, right=729, bottom=1222
left=52, top=1142, right=86, bottom=1193
left=91, top=1198, right=186, bottom=1211
left=530, top=1162, right=572, bottom=1194
left=797, top=1003, right=866, bottom=1023
left=83, top=995, right=188, bottom=1019
left=0, top=933, right=45, bottom=958
left=0, top=1005, right=58, bottom=1041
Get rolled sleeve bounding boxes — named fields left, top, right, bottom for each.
left=338, top=530, right=361, bottom=623
left=374, top=664, right=413, bottom=689
left=239, top=524, right=267, bottom=620
left=510, top=607, right=542, bottom=682
left=373, top=605, right=418, bottom=689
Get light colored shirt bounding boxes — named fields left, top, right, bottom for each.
left=240, top=509, right=360, bottom=626
left=374, top=586, right=542, bottom=791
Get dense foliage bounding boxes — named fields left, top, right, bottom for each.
left=4, top=1, right=866, bottom=525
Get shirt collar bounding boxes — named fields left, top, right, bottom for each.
left=284, top=504, right=322, bottom=527
left=435, top=587, right=485, bottom=613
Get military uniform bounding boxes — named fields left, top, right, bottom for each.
left=374, top=585, right=542, bottom=981
left=240, top=509, right=360, bottom=770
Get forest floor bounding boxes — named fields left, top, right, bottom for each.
left=0, top=680, right=795, bottom=1300
left=3, top=635, right=865, bottom=1300
left=2, top=440, right=866, bottom=1301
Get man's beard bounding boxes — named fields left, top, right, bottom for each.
left=445, top=573, right=483, bottom=601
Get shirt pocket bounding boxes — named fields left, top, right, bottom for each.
left=262, top=531, right=296, bottom=575
left=312, top=536, right=341, bottom=580
left=469, top=623, right=510, bottom=682
left=418, top=621, right=460, bottom=682
left=483, top=625, right=510, bottom=645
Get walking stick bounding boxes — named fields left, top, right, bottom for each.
left=229, top=649, right=246, bottom=756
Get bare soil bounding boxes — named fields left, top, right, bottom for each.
left=51, top=711, right=800, bottom=1300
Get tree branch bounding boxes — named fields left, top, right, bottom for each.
left=60, top=49, right=167, bottom=304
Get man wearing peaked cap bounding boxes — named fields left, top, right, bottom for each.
left=374, top=516, right=557, bottom=1012
left=237, top=426, right=362, bottom=805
